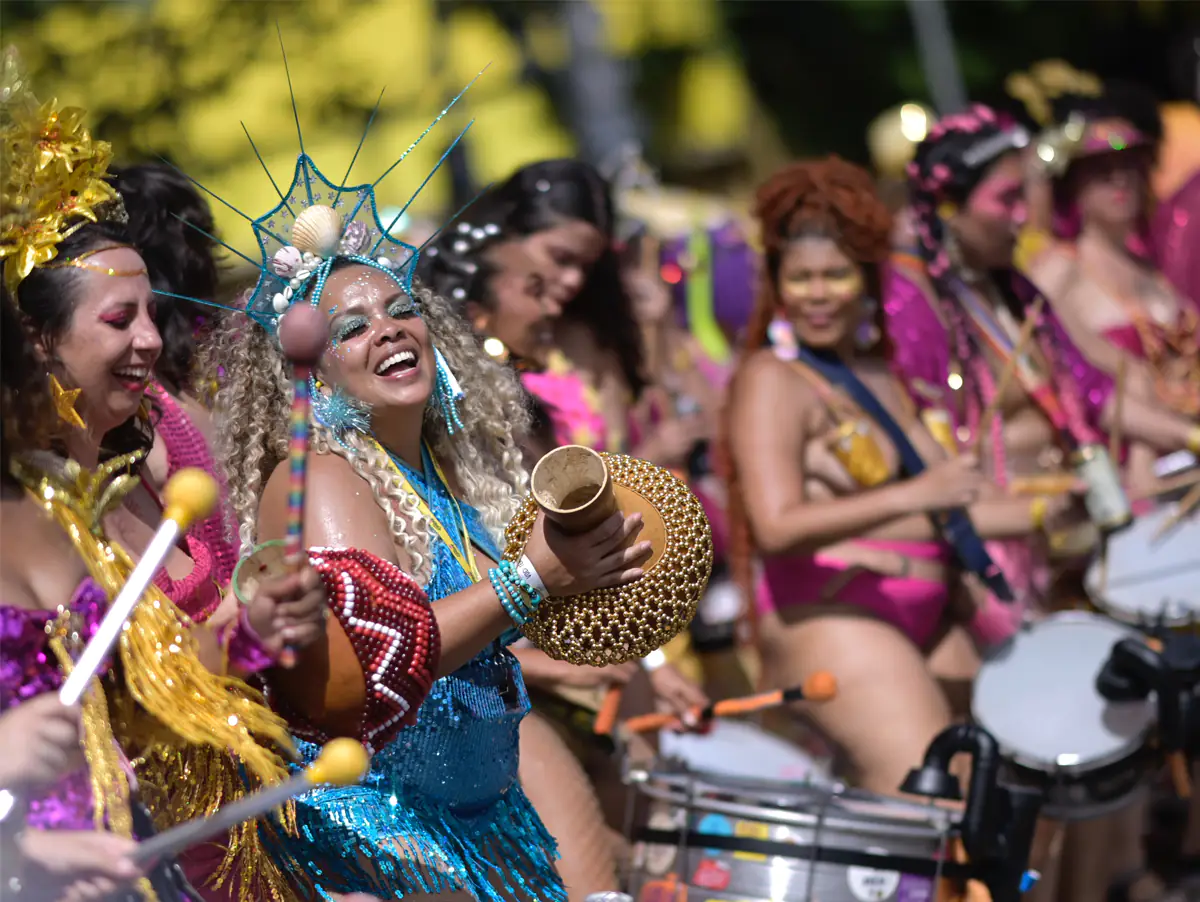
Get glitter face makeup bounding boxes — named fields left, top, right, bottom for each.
left=50, top=246, right=161, bottom=435
left=315, top=265, right=433, bottom=414
left=776, top=235, right=868, bottom=350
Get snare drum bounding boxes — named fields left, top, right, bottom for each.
left=972, top=611, right=1156, bottom=820
left=627, top=765, right=964, bottom=902
left=1085, top=503, right=1200, bottom=632
left=659, top=720, right=832, bottom=785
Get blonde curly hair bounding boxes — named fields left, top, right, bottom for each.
left=197, top=281, right=531, bottom=585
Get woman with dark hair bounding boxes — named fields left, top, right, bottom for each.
left=419, top=198, right=707, bottom=902
left=1, top=287, right=155, bottom=902
left=0, top=64, right=332, bottom=902
left=1010, top=66, right=1200, bottom=426
left=110, top=161, right=241, bottom=591
left=885, top=104, right=1197, bottom=902
left=2, top=70, right=332, bottom=900
left=110, top=161, right=222, bottom=393
left=723, top=156, right=1071, bottom=796
left=488, top=159, right=708, bottom=471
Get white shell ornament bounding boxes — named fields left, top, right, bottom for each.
left=290, top=205, right=345, bottom=258
left=272, top=293, right=290, bottom=313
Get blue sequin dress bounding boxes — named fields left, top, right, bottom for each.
left=274, top=447, right=564, bottom=902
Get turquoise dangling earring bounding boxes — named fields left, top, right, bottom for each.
left=310, top=374, right=372, bottom=446
left=433, top=346, right=466, bottom=434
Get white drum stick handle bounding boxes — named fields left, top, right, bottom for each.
left=58, top=520, right=181, bottom=707
left=130, top=776, right=308, bottom=866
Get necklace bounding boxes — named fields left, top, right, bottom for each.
left=374, top=438, right=481, bottom=582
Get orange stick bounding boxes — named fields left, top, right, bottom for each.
left=621, top=671, right=837, bottom=735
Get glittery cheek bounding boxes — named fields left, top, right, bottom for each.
left=780, top=278, right=816, bottom=302
left=826, top=271, right=863, bottom=302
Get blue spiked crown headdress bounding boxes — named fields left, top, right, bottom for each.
left=156, top=32, right=482, bottom=435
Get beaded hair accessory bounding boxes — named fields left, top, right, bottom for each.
left=0, top=47, right=129, bottom=294
left=152, top=33, right=487, bottom=434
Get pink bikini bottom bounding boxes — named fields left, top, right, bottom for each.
left=758, top=539, right=1025, bottom=649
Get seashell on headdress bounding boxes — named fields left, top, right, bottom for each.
left=290, top=205, right=345, bottom=258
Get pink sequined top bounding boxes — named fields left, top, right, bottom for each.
left=1152, top=169, right=1200, bottom=306
left=882, top=260, right=1114, bottom=445
left=149, top=383, right=238, bottom=592
left=0, top=581, right=108, bottom=830
left=519, top=351, right=620, bottom=451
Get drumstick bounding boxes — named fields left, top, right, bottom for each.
left=1131, top=468, right=1200, bottom=503
left=1109, top=356, right=1126, bottom=467
left=594, top=686, right=624, bottom=737
left=1007, top=473, right=1077, bottom=496
left=1152, top=481, right=1200, bottom=543
left=130, top=738, right=369, bottom=866
left=620, top=671, right=838, bottom=735
left=59, top=469, right=218, bottom=707
left=968, top=295, right=1045, bottom=456
left=274, top=304, right=328, bottom=669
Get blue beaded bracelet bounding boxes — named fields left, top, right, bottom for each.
left=497, top=566, right=537, bottom=623
left=489, top=568, right=525, bottom=627
left=489, top=561, right=543, bottom=630
left=499, top=560, right=542, bottom=606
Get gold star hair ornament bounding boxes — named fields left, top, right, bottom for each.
left=0, top=46, right=126, bottom=295
left=49, top=374, right=86, bottom=429
left=11, top=449, right=144, bottom=535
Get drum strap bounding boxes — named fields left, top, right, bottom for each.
left=635, top=827, right=974, bottom=880
left=795, top=345, right=1014, bottom=602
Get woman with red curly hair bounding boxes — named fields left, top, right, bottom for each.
left=723, top=157, right=1066, bottom=795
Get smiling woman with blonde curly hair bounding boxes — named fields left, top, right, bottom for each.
left=198, top=250, right=652, bottom=901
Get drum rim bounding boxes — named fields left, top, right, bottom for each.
left=973, top=610, right=1155, bottom=771
left=1002, top=751, right=1154, bottom=822
left=633, top=767, right=957, bottom=839
left=1084, top=505, right=1200, bottom=625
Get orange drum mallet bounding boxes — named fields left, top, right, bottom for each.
left=607, top=671, right=838, bottom=736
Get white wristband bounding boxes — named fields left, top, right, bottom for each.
left=642, top=648, right=668, bottom=671
left=516, top=555, right=549, bottom=598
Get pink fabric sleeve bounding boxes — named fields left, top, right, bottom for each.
left=149, top=382, right=240, bottom=586
left=1152, top=170, right=1200, bottom=307
left=881, top=262, right=954, bottom=413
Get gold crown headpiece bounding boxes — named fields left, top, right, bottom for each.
left=0, top=46, right=127, bottom=295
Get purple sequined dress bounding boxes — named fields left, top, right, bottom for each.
left=0, top=580, right=199, bottom=902
left=0, top=580, right=107, bottom=830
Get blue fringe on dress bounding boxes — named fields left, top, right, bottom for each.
left=270, top=448, right=565, bottom=902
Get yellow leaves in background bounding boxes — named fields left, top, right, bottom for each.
left=445, top=7, right=523, bottom=88
left=646, top=0, right=719, bottom=49
left=676, top=50, right=753, bottom=154
left=596, top=0, right=720, bottom=54
left=5, top=0, right=752, bottom=255
left=467, top=87, right=575, bottom=184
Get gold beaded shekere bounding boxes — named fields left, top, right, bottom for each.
left=503, top=452, right=713, bottom=667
